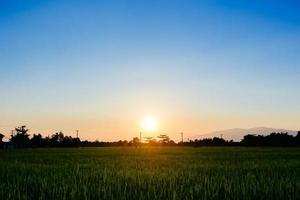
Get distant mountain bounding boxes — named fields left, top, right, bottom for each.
left=191, top=127, right=298, bottom=141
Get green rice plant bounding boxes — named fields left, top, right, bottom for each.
left=0, top=147, right=299, bottom=200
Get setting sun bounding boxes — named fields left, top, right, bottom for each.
left=142, top=117, right=158, bottom=132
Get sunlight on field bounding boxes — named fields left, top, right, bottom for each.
left=0, top=147, right=299, bottom=199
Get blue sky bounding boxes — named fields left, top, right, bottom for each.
left=0, top=0, right=299, bottom=140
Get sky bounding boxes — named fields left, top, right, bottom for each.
left=0, top=0, right=300, bottom=141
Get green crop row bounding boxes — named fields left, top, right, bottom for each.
left=0, top=147, right=299, bottom=200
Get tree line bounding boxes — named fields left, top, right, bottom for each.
left=183, top=132, right=300, bottom=147
left=0, top=126, right=299, bottom=148
left=0, top=126, right=80, bottom=148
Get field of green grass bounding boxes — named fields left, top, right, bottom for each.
left=0, top=147, right=299, bottom=200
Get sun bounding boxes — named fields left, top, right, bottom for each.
left=142, top=116, right=158, bottom=132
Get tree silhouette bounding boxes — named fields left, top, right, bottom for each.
left=145, top=136, right=153, bottom=143
left=10, top=126, right=30, bottom=148
left=296, top=131, right=300, bottom=146
left=241, top=132, right=297, bottom=146
left=3, top=125, right=300, bottom=148
left=30, top=134, right=45, bottom=148
left=130, top=137, right=140, bottom=147
left=157, top=134, right=170, bottom=145
left=145, top=136, right=158, bottom=146
left=0, top=133, right=4, bottom=142
left=46, top=132, right=80, bottom=147
left=50, top=132, right=64, bottom=147
left=0, top=133, right=4, bottom=148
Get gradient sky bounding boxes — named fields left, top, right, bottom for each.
left=1, top=0, right=300, bottom=141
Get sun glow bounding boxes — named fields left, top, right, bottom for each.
left=142, top=116, right=158, bottom=132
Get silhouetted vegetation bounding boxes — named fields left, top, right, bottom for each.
left=241, top=132, right=300, bottom=147
left=189, top=137, right=237, bottom=147
left=0, top=126, right=299, bottom=148
left=157, top=134, right=176, bottom=145
left=184, top=132, right=300, bottom=147
left=0, top=133, right=4, bottom=148
left=48, top=132, right=80, bottom=147
left=3, top=126, right=80, bottom=148
left=10, top=126, right=30, bottom=148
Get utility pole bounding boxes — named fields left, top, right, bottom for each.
left=181, top=132, right=183, bottom=143
left=76, top=130, right=79, bottom=138
left=140, top=132, right=142, bottom=147
left=220, top=134, right=223, bottom=139
left=11, top=130, right=14, bottom=136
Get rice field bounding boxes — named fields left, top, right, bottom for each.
left=0, top=147, right=299, bottom=200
